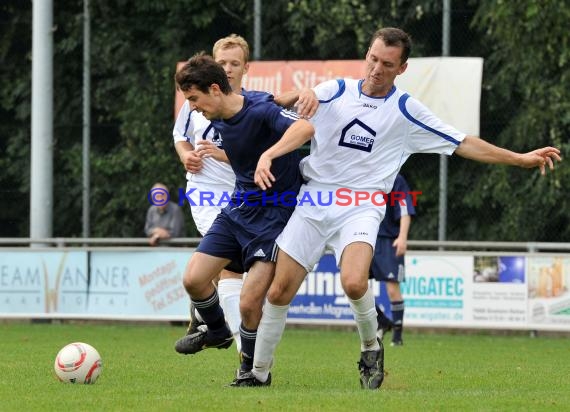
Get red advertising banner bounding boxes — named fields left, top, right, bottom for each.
left=174, top=60, right=365, bottom=117
left=174, top=57, right=483, bottom=134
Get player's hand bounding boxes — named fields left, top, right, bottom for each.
left=180, top=150, right=203, bottom=174
left=392, top=237, right=408, bottom=257
left=519, top=147, right=561, bottom=175
left=254, top=154, right=275, bottom=190
left=196, top=141, right=229, bottom=163
left=295, top=88, right=319, bottom=119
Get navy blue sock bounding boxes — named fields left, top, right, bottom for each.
left=391, top=300, right=404, bottom=342
left=239, top=323, right=257, bottom=372
left=192, top=291, right=226, bottom=335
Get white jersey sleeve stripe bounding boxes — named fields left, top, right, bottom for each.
left=279, top=110, right=300, bottom=121
left=398, top=93, right=462, bottom=146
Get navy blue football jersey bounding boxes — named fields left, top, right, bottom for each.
left=211, top=95, right=302, bottom=204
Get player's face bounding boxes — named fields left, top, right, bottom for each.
left=183, top=86, right=221, bottom=119
left=363, top=38, right=408, bottom=97
left=214, top=46, right=249, bottom=92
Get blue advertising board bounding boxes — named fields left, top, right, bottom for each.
left=288, top=253, right=392, bottom=323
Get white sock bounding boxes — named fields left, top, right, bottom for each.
left=348, top=287, right=380, bottom=351
left=252, top=301, right=289, bottom=383
left=218, top=278, right=243, bottom=353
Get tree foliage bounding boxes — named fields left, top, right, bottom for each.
left=462, top=0, right=570, bottom=241
left=0, top=0, right=567, bottom=241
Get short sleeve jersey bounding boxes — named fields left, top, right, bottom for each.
left=172, top=90, right=274, bottom=188
left=211, top=95, right=302, bottom=204
left=173, top=101, right=234, bottom=186
left=300, top=78, right=466, bottom=193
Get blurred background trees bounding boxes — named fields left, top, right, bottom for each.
left=0, top=0, right=568, bottom=240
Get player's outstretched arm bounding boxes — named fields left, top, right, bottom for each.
left=295, top=88, right=319, bottom=119
left=454, top=135, right=561, bottom=175
left=274, top=90, right=300, bottom=109
left=275, top=88, right=319, bottom=119
left=254, top=119, right=314, bottom=190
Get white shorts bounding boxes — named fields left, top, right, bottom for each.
left=185, top=180, right=234, bottom=236
left=276, top=183, right=385, bottom=272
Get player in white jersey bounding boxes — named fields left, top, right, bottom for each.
left=245, top=27, right=561, bottom=389
left=173, top=103, right=235, bottom=234
left=173, top=34, right=256, bottom=354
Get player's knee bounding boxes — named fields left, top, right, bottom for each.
left=183, top=265, right=209, bottom=296
left=266, top=287, right=281, bottom=305
left=266, top=283, right=291, bottom=306
left=183, top=275, right=205, bottom=296
left=342, top=276, right=367, bottom=300
left=182, top=270, right=193, bottom=293
left=239, top=295, right=262, bottom=324
left=386, top=282, right=402, bottom=301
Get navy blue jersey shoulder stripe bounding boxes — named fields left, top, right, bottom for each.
left=183, top=110, right=192, bottom=141
left=398, top=93, right=461, bottom=145
left=318, top=79, right=346, bottom=103
left=203, top=123, right=216, bottom=140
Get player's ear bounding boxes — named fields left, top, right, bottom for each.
left=397, top=62, right=408, bottom=76
left=243, top=62, right=250, bottom=75
left=209, top=83, right=221, bottom=95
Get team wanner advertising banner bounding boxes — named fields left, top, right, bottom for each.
left=1, top=250, right=569, bottom=331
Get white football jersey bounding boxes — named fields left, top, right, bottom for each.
left=173, top=101, right=235, bottom=187
left=300, top=78, right=466, bottom=192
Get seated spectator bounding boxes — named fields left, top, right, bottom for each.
left=144, top=182, right=185, bottom=246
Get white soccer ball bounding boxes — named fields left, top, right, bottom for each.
left=54, top=342, right=102, bottom=384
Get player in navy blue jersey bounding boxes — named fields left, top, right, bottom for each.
left=173, top=34, right=274, bottom=355
left=173, top=52, right=314, bottom=386
left=370, top=174, right=415, bottom=346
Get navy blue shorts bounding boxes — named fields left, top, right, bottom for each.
left=197, top=204, right=295, bottom=272
left=369, top=237, right=405, bottom=283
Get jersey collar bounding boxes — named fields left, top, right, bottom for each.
left=358, top=80, right=396, bottom=101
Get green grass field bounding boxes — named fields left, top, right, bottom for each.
left=1, top=322, right=569, bottom=411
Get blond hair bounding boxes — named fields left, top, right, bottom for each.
left=212, top=34, right=250, bottom=63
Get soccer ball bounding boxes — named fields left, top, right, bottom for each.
left=54, top=342, right=102, bottom=384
